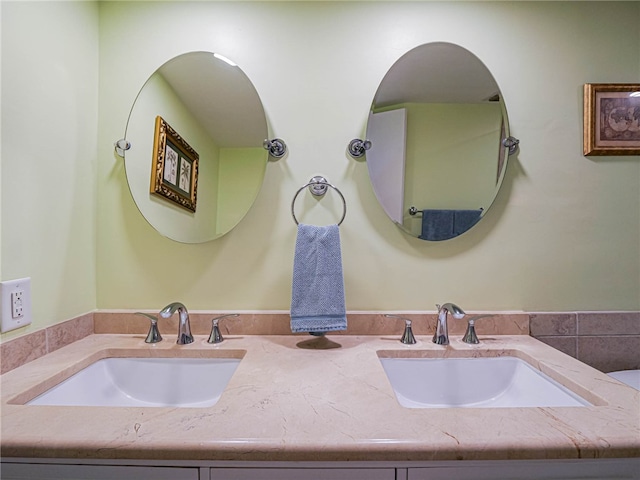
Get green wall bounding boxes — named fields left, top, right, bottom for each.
left=2, top=1, right=639, bottom=341
left=125, top=68, right=221, bottom=242
left=1, top=1, right=99, bottom=340
left=401, top=103, right=503, bottom=236
left=96, top=1, right=639, bottom=313
left=217, top=147, right=267, bottom=236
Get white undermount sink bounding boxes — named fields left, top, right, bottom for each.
left=28, top=357, right=242, bottom=408
left=378, top=355, right=591, bottom=408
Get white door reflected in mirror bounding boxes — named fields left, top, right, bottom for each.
left=366, top=42, right=513, bottom=241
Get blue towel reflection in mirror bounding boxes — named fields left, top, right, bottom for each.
left=419, top=209, right=483, bottom=241
left=290, top=224, right=347, bottom=334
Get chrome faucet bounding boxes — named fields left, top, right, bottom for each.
left=136, top=312, right=163, bottom=344
left=208, top=314, right=239, bottom=344
left=384, top=314, right=417, bottom=345
left=462, top=314, right=493, bottom=344
left=462, top=318, right=479, bottom=344
left=160, top=302, right=194, bottom=345
left=433, top=303, right=465, bottom=345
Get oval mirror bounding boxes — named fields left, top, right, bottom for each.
left=365, top=42, right=512, bottom=241
left=124, top=51, right=268, bottom=243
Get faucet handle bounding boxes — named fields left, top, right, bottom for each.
left=462, top=319, right=479, bottom=344
left=136, top=312, right=163, bottom=344
left=208, top=314, right=239, bottom=344
left=384, top=314, right=417, bottom=345
left=462, top=315, right=493, bottom=344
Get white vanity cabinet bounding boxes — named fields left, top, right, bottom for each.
left=1, top=463, right=394, bottom=480
left=209, top=467, right=395, bottom=480
left=3, top=459, right=640, bottom=480
left=403, top=459, right=640, bottom=480
left=0, top=463, right=200, bottom=480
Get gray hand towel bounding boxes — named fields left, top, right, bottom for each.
left=453, top=209, right=482, bottom=235
left=290, top=224, right=347, bottom=333
left=420, top=210, right=454, bottom=241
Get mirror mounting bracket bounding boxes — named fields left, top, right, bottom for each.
left=348, top=138, right=372, bottom=158
left=114, top=139, right=131, bottom=157
left=263, top=138, right=288, bottom=159
left=502, top=136, right=520, bottom=156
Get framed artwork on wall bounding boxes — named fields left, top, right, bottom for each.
left=150, top=115, right=199, bottom=212
left=583, top=83, right=640, bottom=156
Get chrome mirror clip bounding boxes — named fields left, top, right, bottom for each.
left=114, top=139, right=131, bottom=157
left=263, top=138, right=287, bottom=159
left=502, top=136, right=520, bottom=155
left=348, top=138, right=371, bottom=158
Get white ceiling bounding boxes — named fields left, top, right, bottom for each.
left=157, top=45, right=498, bottom=148
left=374, top=42, right=500, bottom=107
left=158, top=52, right=267, bottom=148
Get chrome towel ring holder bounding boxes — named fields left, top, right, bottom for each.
left=291, top=176, right=347, bottom=226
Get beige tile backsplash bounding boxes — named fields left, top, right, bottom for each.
left=530, top=312, right=640, bottom=373
left=92, top=311, right=529, bottom=337
left=1, top=313, right=94, bottom=374
left=1, top=310, right=638, bottom=374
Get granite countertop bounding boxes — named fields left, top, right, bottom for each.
left=1, top=333, right=639, bottom=462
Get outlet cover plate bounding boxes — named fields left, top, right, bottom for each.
left=1, top=277, right=32, bottom=333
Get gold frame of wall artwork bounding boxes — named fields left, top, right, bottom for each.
left=150, top=115, right=199, bottom=212
left=583, top=83, right=640, bottom=156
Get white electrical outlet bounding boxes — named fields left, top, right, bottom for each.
left=1, top=277, right=32, bottom=333
left=11, top=290, right=24, bottom=318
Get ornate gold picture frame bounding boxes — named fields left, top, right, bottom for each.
left=583, top=83, right=640, bottom=156
left=150, top=116, right=199, bottom=212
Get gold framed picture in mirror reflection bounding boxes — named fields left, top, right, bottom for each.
left=150, top=115, right=199, bottom=212
left=583, top=83, right=640, bottom=156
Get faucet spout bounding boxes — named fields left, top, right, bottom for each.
left=433, top=303, right=465, bottom=345
left=160, top=302, right=194, bottom=345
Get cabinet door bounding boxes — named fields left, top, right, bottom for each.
left=210, top=467, right=395, bottom=480
left=1, top=463, right=199, bottom=480
left=408, top=459, right=640, bottom=480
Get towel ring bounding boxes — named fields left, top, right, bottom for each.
left=291, top=176, right=347, bottom=226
